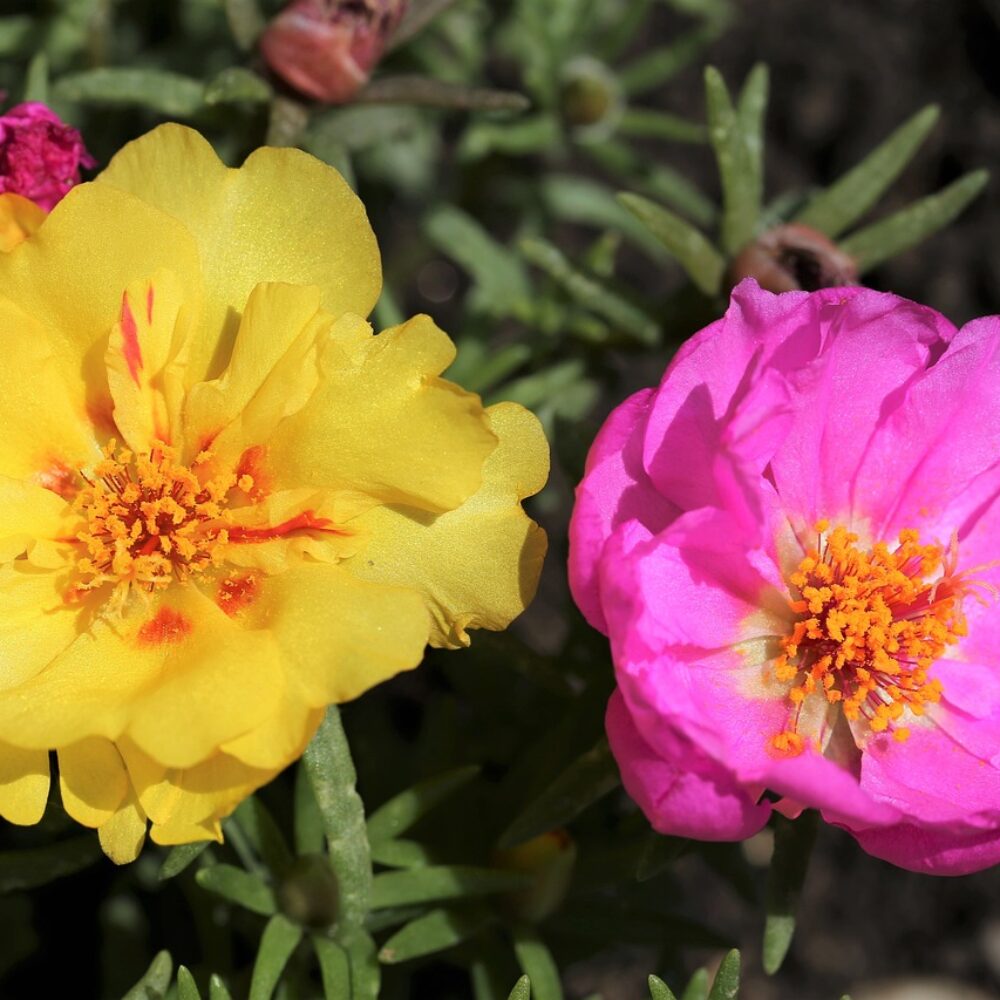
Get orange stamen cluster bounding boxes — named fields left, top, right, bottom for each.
left=70, top=440, right=251, bottom=604
left=771, top=521, right=969, bottom=754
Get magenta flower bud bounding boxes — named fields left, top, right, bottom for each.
left=260, top=0, right=408, bottom=104
left=0, top=103, right=95, bottom=212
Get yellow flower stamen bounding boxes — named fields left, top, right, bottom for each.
left=771, top=522, right=971, bottom=755
left=69, top=440, right=234, bottom=605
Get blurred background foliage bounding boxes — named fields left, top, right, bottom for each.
left=2, top=1, right=1000, bottom=998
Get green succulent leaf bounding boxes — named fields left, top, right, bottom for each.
left=304, top=707, right=372, bottom=930
left=0, top=16, right=34, bottom=56
left=195, top=864, right=276, bottom=916
left=520, top=237, right=659, bottom=346
left=512, top=924, right=563, bottom=1000
left=367, top=765, right=481, bottom=844
left=499, top=736, right=621, bottom=849
left=158, top=841, right=211, bottom=881
left=459, top=114, right=562, bottom=161
left=203, top=67, right=272, bottom=106
left=648, top=974, right=679, bottom=1000
left=24, top=52, right=48, bottom=104
left=496, top=360, right=598, bottom=421
left=764, top=811, right=818, bottom=974
left=840, top=169, right=989, bottom=273
left=293, top=761, right=325, bottom=858
left=0, top=836, right=102, bottom=893
left=619, top=22, right=726, bottom=95
left=680, top=969, right=710, bottom=1000
left=208, top=975, right=233, bottom=1000
left=796, top=105, right=941, bottom=237
left=312, top=935, right=351, bottom=997
left=177, top=966, right=203, bottom=1000
left=449, top=341, right=532, bottom=396
left=223, top=0, right=265, bottom=50
left=617, top=108, right=707, bottom=144
left=371, top=866, right=530, bottom=909
left=388, top=0, right=465, bottom=51
left=540, top=174, right=678, bottom=262
left=122, top=950, right=173, bottom=1000
left=305, top=708, right=379, bottom=997
left=233, top=797, right=293, bottom=875
left=507, top=974, right=532, bottom=1000
left=587, top=142, right=717, bottom=227
left=426, top=206, right=532, bottom=316
left=369, top=838, right=436, bottom=869
left=736, top=63, right=769, bottom=228
left=705, top=66, right=764, bottom=255
left=53, top=68, right=205, bottom=117
left=357, top=75, right=530, bottom=112
left=379, top=906, right=496, bottom=963
left=707, top=950, right=741, bottom=1000
left=618, top=191, right=726, bottom=295
left=249, top=914, right=303, bottom=1000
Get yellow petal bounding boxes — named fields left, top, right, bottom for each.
left=0, top=586, right=284, bottom=768
left=95, top=125, right=381, bottom=381
left=242, top=563, right=431, bottom=705
left=0, top=182, right=203, bottom=428
left=268, top=314, right=497, bottom=512
left=351, top=402, right=549, bottom=647
left=106, top=269, right=199, bottom=453
left=98, top=786, right=147, bottom=864
left=0, top=193, right=46, bottom=252
left=0, top=296, right=100, bottom=482
left=149, top=817, right=222, bottom=847
left=0, top=563, right=86, bottom=692
left=120, top=735, right=277, bottom=831
left=0, top=741, right=49, bottom=825
left=184, top=281, right=328, bottom=464
left=58, top=737, right=129, bottom=829
left=221, top=695, right=322, bottom=770
left=0, top=476, right=73, bottom=565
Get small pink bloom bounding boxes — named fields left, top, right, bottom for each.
left=570, top=279, right=1000, bottom=874
left=0, top=102, right=95, bottom=211
left=260, top=0, right=407, bottom=104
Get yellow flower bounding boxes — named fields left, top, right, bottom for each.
left=0, top=125, right=548, bottom=862
left=0, top=192, right=45, bottom=252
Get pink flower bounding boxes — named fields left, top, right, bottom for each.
left=0, top=102, right=95, bottom=211
left=260, top=0, right=407, bottom=104
left=569, top=279, right=1000, bottom=875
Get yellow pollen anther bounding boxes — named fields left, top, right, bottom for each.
left=69, top=440, right=237, bottom=606
left=770, top=523, right=971, bottom=755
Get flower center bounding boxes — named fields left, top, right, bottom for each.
left=68, top=441, right=251, bottom=603
left=771, top=521, right=969, bottom=755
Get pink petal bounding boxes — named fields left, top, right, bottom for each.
left=853, top=822, right=1000, bottom=876
left=606, top=689, right=771, bottom=840
left=851, top=315, right=1000, bottom=541
left=569, top=388, right=676, bottom=633
left=769, top=289, right=954, bottom=533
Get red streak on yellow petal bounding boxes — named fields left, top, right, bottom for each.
left=145, top=285, right=155, bottom=325
left=120, top=293, right=143, bottom=386
left=228, top=510, right=341, bottom=544
left=138, top=607, right=192, bottom=646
